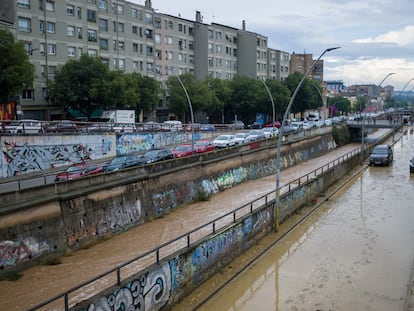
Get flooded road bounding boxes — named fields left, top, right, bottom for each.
left=0, top=129, right=410, bottom=310
left=192, top=131, right=414, bottom=311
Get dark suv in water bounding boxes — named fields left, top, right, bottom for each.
left=369, top=144, right=393, bottom=166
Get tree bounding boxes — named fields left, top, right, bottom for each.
left=326, top=96, right=351, bottom=116
left=283, top=72, right=323, bottom=117
left=206, top=77, right=232, bottom=123
left=49, top=54, right=111, bottom=116
left=262, top=79, right=290, bottom=122
left=0, top=28, right=35, bottom=105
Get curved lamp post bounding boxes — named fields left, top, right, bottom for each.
left=312, top=84, right=325, bottom=118
left=393, top=77, right=414, bottom=141
left=274, top=47, right=340, bottom=231
left=260, top=79, right=275, bottom=128
left=174, top=74, right=195, bottom=153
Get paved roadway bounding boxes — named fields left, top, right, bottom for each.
left=0, top=128, right=410, bottom=310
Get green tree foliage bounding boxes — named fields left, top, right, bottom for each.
left=206, top=77, right=232, bottom=123
left=283, top=72, right=323, bottom=116
left=355, top=96, right=368, bottom=112
left=49, top=54, right=160, bottom=117
left=326, top=96, right=351, bottom=116
left=0, top=28, right=35, bottom=104
left=262, top=79, right=290, bottom=121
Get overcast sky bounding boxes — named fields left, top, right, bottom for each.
left=131, top=0, right=414, bottom=91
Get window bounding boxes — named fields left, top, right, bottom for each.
left=146, top=62, right=153, bottom=73
left=68, top=46, right=75, bottom=57
left=155, top=50, right=161, bottom=60
left=189, top=41, right=194, bottom=50
left=99, top=19, right=108, bottom=31
left=47, top=22, right=55, bottom=33
left=145, top=13, right=152, bottom=24
left=133, top=61, right=138, bottom=70
left=21, top=89, right=34, bottom=100
left=77, top=27, right=82, bottom=39
left=208, top=43, right=213, bottom=53
left=98, top=0, right=107, bottom=12
left=46, top=0, right=54, bottom=11
left=118, top=59, right=125, bottom=69
left=100, top=38, right=108, bottom=49
left=67, top=26, right=75, bottom=36
left=154, top=18, right=161, bottom=28
left=118, top=23, right=124, bottom=32
left=87, top=29, right=97, bottom=42
left=17, top=0, right=30, bottom=9
left=87, top=10, right=96, bottom=22
left=77, top=7, right=81, bottom=19
left=40, top=43, right=45, bottom=55
left=23, top=42, right=32, bottom=54
left=67, top=5, right=74, bottom=15
left=88, top=49, right=97, bottom=56
left=132, top=43, right=138, bottom=52
left=47, top=44, right=56, bottom=55
left=155, top=33, right=161, bottom=44
left=131, top=8, right=137, bottom=17
left=155, top=65, right=161, bottom=75
left=132, top=25, right=138, bottom=34
left=145, top=29, right=152, bottom=39
left=117, top=4, right=123, bottom=14
left=146, top=46, right=153, bottom=56
left=118, top=41, right=124, bottom=50
left=168, top=21, right=173, bottom=29
left=18, top=17, right=31, bottom=32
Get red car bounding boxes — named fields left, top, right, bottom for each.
left=194, top=140, right=215, bottom=153
left=172, top=144, right=195, bottom=158
left=264, top=121, right=282, bottom=128
left=55, top=162, right=104, bottom=182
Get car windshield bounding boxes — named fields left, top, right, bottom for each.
left=216, top=136, right=229, bottom=141
left=144, top=150, right=164, bottom=157
left=175, top=145, right=191, bottom=151
left=372, top=147, right=387, bottom=154
left=66, top=166, right=83, bottom=172
left=195, top=141, right=208, bottom=146
left=236, top=134, right=246, bottom=138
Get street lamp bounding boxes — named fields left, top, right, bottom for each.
left=174, top=74, right=195, bottom=154
left=393, top=78, right=414, bottom=141
left=274, top=47, right=340, bottom=231
left=260, top=79, right=275, bottom=128
left=312, top=84, right=325, bottom=119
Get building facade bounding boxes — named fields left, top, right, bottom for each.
left=2, top=0, right=291, bottom=121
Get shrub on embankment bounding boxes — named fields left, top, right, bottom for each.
left=332, top=123, right=351, bottom=146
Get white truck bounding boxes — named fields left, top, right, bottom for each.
left=98, top=110, right=136, bottom=133
left=100, top=110, right=135, bottom=124
left=304, top=110, right=320, bottom=122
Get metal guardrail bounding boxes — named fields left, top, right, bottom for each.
left=27, top=141, right=370, bottom=311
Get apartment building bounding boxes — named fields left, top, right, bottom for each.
left=2, top=0, right=291, bottom=121
left=289, top=52, right=324, bottom=83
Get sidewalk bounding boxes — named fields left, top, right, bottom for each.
left=0, top=130, right=394, bottom=310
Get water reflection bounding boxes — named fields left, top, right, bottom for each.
left=199, top=130, right=414, bottom=311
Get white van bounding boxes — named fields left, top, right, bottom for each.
left=161, top=120, right=183, bottom=132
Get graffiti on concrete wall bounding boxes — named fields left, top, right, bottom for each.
left=116, top=133, right=154, bottom=156
left=82, top=261, right=172, bottom=311
left=152, top=189, right=177, bottom=216
left=0, top=238, right=50, bottom=269
left=65, top=199, right=143, bottom=246
left=1, top=137, right=112, bottom=177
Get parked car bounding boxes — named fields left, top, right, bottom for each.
left=410, top=156, right=414, bottom=173
left=247, top=129, right=266, bottom=141
left=230, top=120, right=245, bottom=130
left=81, top=123, right=113, bottom=133
left=194, top=140, right=215, bottom=153
left=172, top=144, right=194, bottom=158
left=290, top=121, right=304, bottom=132
left=55, top=162, right=103, bottom=182
left=161, top=120, right=183, bottom=132
left=45, top=120, right=78, bottom=133
left=264, top=121, right=282, bottom=128
left=262, top=127, right=279, bottom=138
left=247, top=122, right=263, bottom=129
left=4, top=119, right=43, bottom=134
left=200, top=124, right=216, bottom=132
left=369, top=144, right=393, bottom=166
left=185, top=123, right=201, bottom=132
left=138, top=149, right=174, bottom=165
left=234, top=132, right=251, bottom=145
left=213, top=134, right=236, bottom=148
left=112, top=123, right=136, bottom=133
left=103, top=155, right=141, bottom=172
left=142, top=121, right=161, bottom=132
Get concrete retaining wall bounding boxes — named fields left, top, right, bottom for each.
left=72, top=140, right=362, bottom=311
left=0, top=132, right=335, bottom=272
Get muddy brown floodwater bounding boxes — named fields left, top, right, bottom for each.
left=188, top=130, right=414, bottom=311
